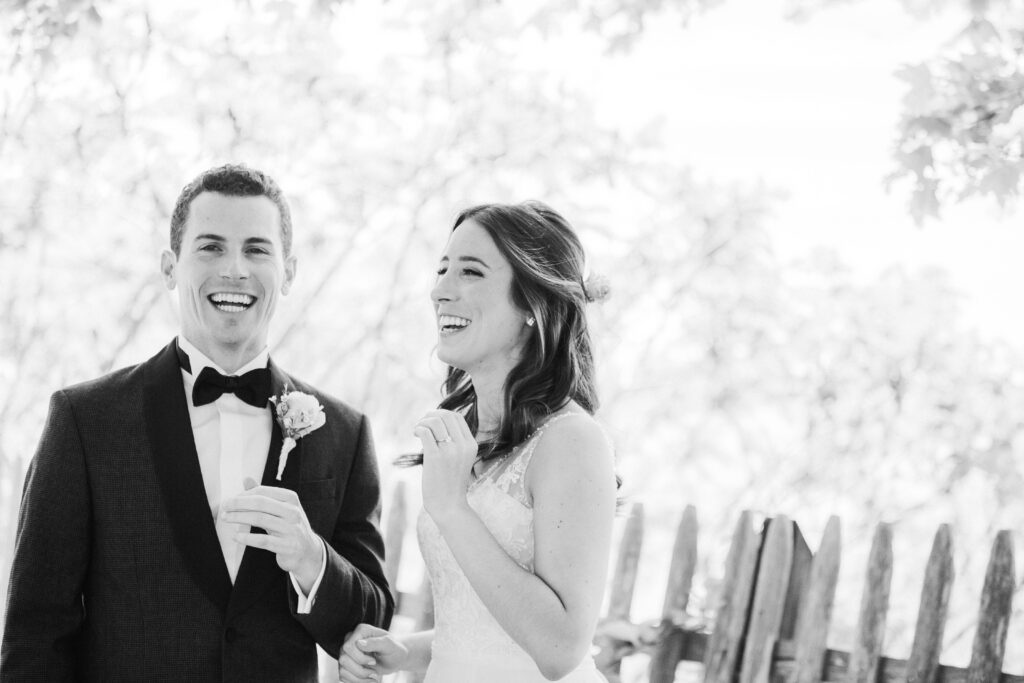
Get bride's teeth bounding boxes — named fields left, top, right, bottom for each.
left=439, top=314, right=471, bottom=328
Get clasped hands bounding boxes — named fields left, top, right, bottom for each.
left=220, top=477, right=323, bottom=591
left=337, top=410, right=480, bottom=682
left=338, top=623, right=406, bottom=682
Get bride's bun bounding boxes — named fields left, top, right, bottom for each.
left=583, top=273, right=610, bottom=303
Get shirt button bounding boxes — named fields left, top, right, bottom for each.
left=224, top=627, right=238, bottom=643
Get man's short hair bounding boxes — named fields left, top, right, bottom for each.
left=169, top=164, right=293, bottom=257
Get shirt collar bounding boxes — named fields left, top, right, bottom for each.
left=177, top=335, right=270, bottom=384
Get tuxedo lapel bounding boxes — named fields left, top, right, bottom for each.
left=228, top=359, right=301, bottom=619
left=143, top=340, right=232, bottom=614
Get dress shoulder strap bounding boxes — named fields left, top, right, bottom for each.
left=490, top=411, right=592, bottom=502
left=517, top=411, right=589, bottom=472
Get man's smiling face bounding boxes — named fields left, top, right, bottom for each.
left=161, top=191, right=296, bottom=367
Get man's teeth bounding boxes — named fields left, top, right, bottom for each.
left=211, top=293, right=255, bottom=304
left=210, top=293, right=255, bottom=312
left=439, top=314, right=471, bottom=329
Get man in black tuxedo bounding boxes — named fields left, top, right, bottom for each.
left=1, top=164, right=393, bottom=682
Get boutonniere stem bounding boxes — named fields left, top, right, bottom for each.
left=269, top=386, right=327, bottom=480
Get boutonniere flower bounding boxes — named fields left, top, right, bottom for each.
left=270, top=386, right=327, bottom=480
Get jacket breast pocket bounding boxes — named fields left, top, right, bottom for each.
left=299, top=477, right=340, bottom=536
left=299, top=477, right=337, bottom=502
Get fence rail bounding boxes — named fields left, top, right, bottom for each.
left=381, top=482, right=1020, bottom=682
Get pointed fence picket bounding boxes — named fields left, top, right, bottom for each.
left=705, top=510, right=760, bottom=683
left=906, top=524, right=954, bottom=682
left=846, top=523, right=891, bottom=683
left=648, top=505, right=698, bottom=683
left=377, top=484, right=1022, bottom=683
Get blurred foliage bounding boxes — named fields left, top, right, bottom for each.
left=886, top=1, right=1024, bottom=223
left=785, top=0, right=1024, bottom=222
left=3, top=0, right=1024, bottom=675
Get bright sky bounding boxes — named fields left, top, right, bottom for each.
left=599, top=0, right=1024, bottom=345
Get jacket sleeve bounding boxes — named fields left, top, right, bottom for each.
left=1, top=390, right=91, bottom=680
left=289, top=413, right=395, bottom=655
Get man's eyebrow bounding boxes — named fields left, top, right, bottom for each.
left=192, top=235, right=275, bottom=247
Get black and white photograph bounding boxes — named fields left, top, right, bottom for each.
left=2, top=0, right=1024, bottom=681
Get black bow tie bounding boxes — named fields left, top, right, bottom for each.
left=176, top=340, right=271, bottom=408
left=192, top=366, right=272, bottom=408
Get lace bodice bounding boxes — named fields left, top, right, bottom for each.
left=416, top=412, right=605, bottom=681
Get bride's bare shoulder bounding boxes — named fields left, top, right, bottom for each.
left=527, top=406, right=614, bottom=485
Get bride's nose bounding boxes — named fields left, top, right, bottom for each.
left=431, top=272, right=455, bottom=303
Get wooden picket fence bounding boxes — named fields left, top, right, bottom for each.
left=382, top=481, right=1021, bottom=682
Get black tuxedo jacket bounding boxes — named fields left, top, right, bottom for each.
left=0, top=340, right=394, bottom=682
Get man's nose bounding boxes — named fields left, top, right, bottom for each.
left=221, top=250, right=249, bottom=279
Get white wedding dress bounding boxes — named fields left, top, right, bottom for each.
left=416, top=414, right=607, bottom=683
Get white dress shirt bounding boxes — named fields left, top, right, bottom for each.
left=177, top=336, right=325, bottom=612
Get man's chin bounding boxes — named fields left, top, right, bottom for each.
left=213, top=331, right=261, bottom=349
left=201, top=313, right=256, bottom=337
left=193, top=325, right=265, bottom=354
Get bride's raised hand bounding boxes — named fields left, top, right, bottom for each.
left=338, top=623, right=406, bottom=682
left=414, top=409, right=476, bottom=523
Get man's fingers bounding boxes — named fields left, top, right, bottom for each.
left=342, top=638, right=377, bottom=666
left=234, top=484, right=297, bottom=503
left=220, top=510, right=288, bottom=534
left=223, top=492, right=298, bottom=518
left=339, top=624, right=387, bottom=683
left=351, top=623, right=389, bottom=639
left=234, top=532, right=288, bottom=553
left=338, top=664, right=378, bottom=683
left=357, top=635, right=397, bottom=655
left=338, top=654, right=378, bottom=682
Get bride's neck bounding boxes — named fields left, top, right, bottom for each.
left=471, top=374, right=504, bottom=438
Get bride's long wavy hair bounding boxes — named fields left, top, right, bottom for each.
left=438, top=200, right=603, bottom=462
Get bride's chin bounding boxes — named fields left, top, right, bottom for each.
left=436, top=351, right=467, bottom=372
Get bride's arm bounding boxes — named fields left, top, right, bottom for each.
left=429, top=419, right=616, bottom=681
left=389, top=630, right=434, bottom=672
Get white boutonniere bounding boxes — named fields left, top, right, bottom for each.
left=270, top=386, right=327, bottom=480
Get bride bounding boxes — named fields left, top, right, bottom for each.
left=338, top=201, right=616, bottom=682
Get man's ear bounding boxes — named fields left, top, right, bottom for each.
left=282, top=255, right=297, bottom=295
left=160, top=250, right=177, bottom=290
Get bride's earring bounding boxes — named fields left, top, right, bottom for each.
left=526, top=316, right=535, bottom=327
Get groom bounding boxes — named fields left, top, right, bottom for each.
left=1, top=164, right=393, bottom=681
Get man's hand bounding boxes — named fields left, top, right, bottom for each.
left=338, top=624, right=408, bottom=682
left=221, top=478, right=323, bottom=592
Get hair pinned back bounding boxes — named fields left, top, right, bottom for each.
left=583, top=273, right=611, bottom=303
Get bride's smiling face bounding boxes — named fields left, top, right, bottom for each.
left=431, top=220, right=531, bottom=378
left=161, top=191, right=296, bottom=362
